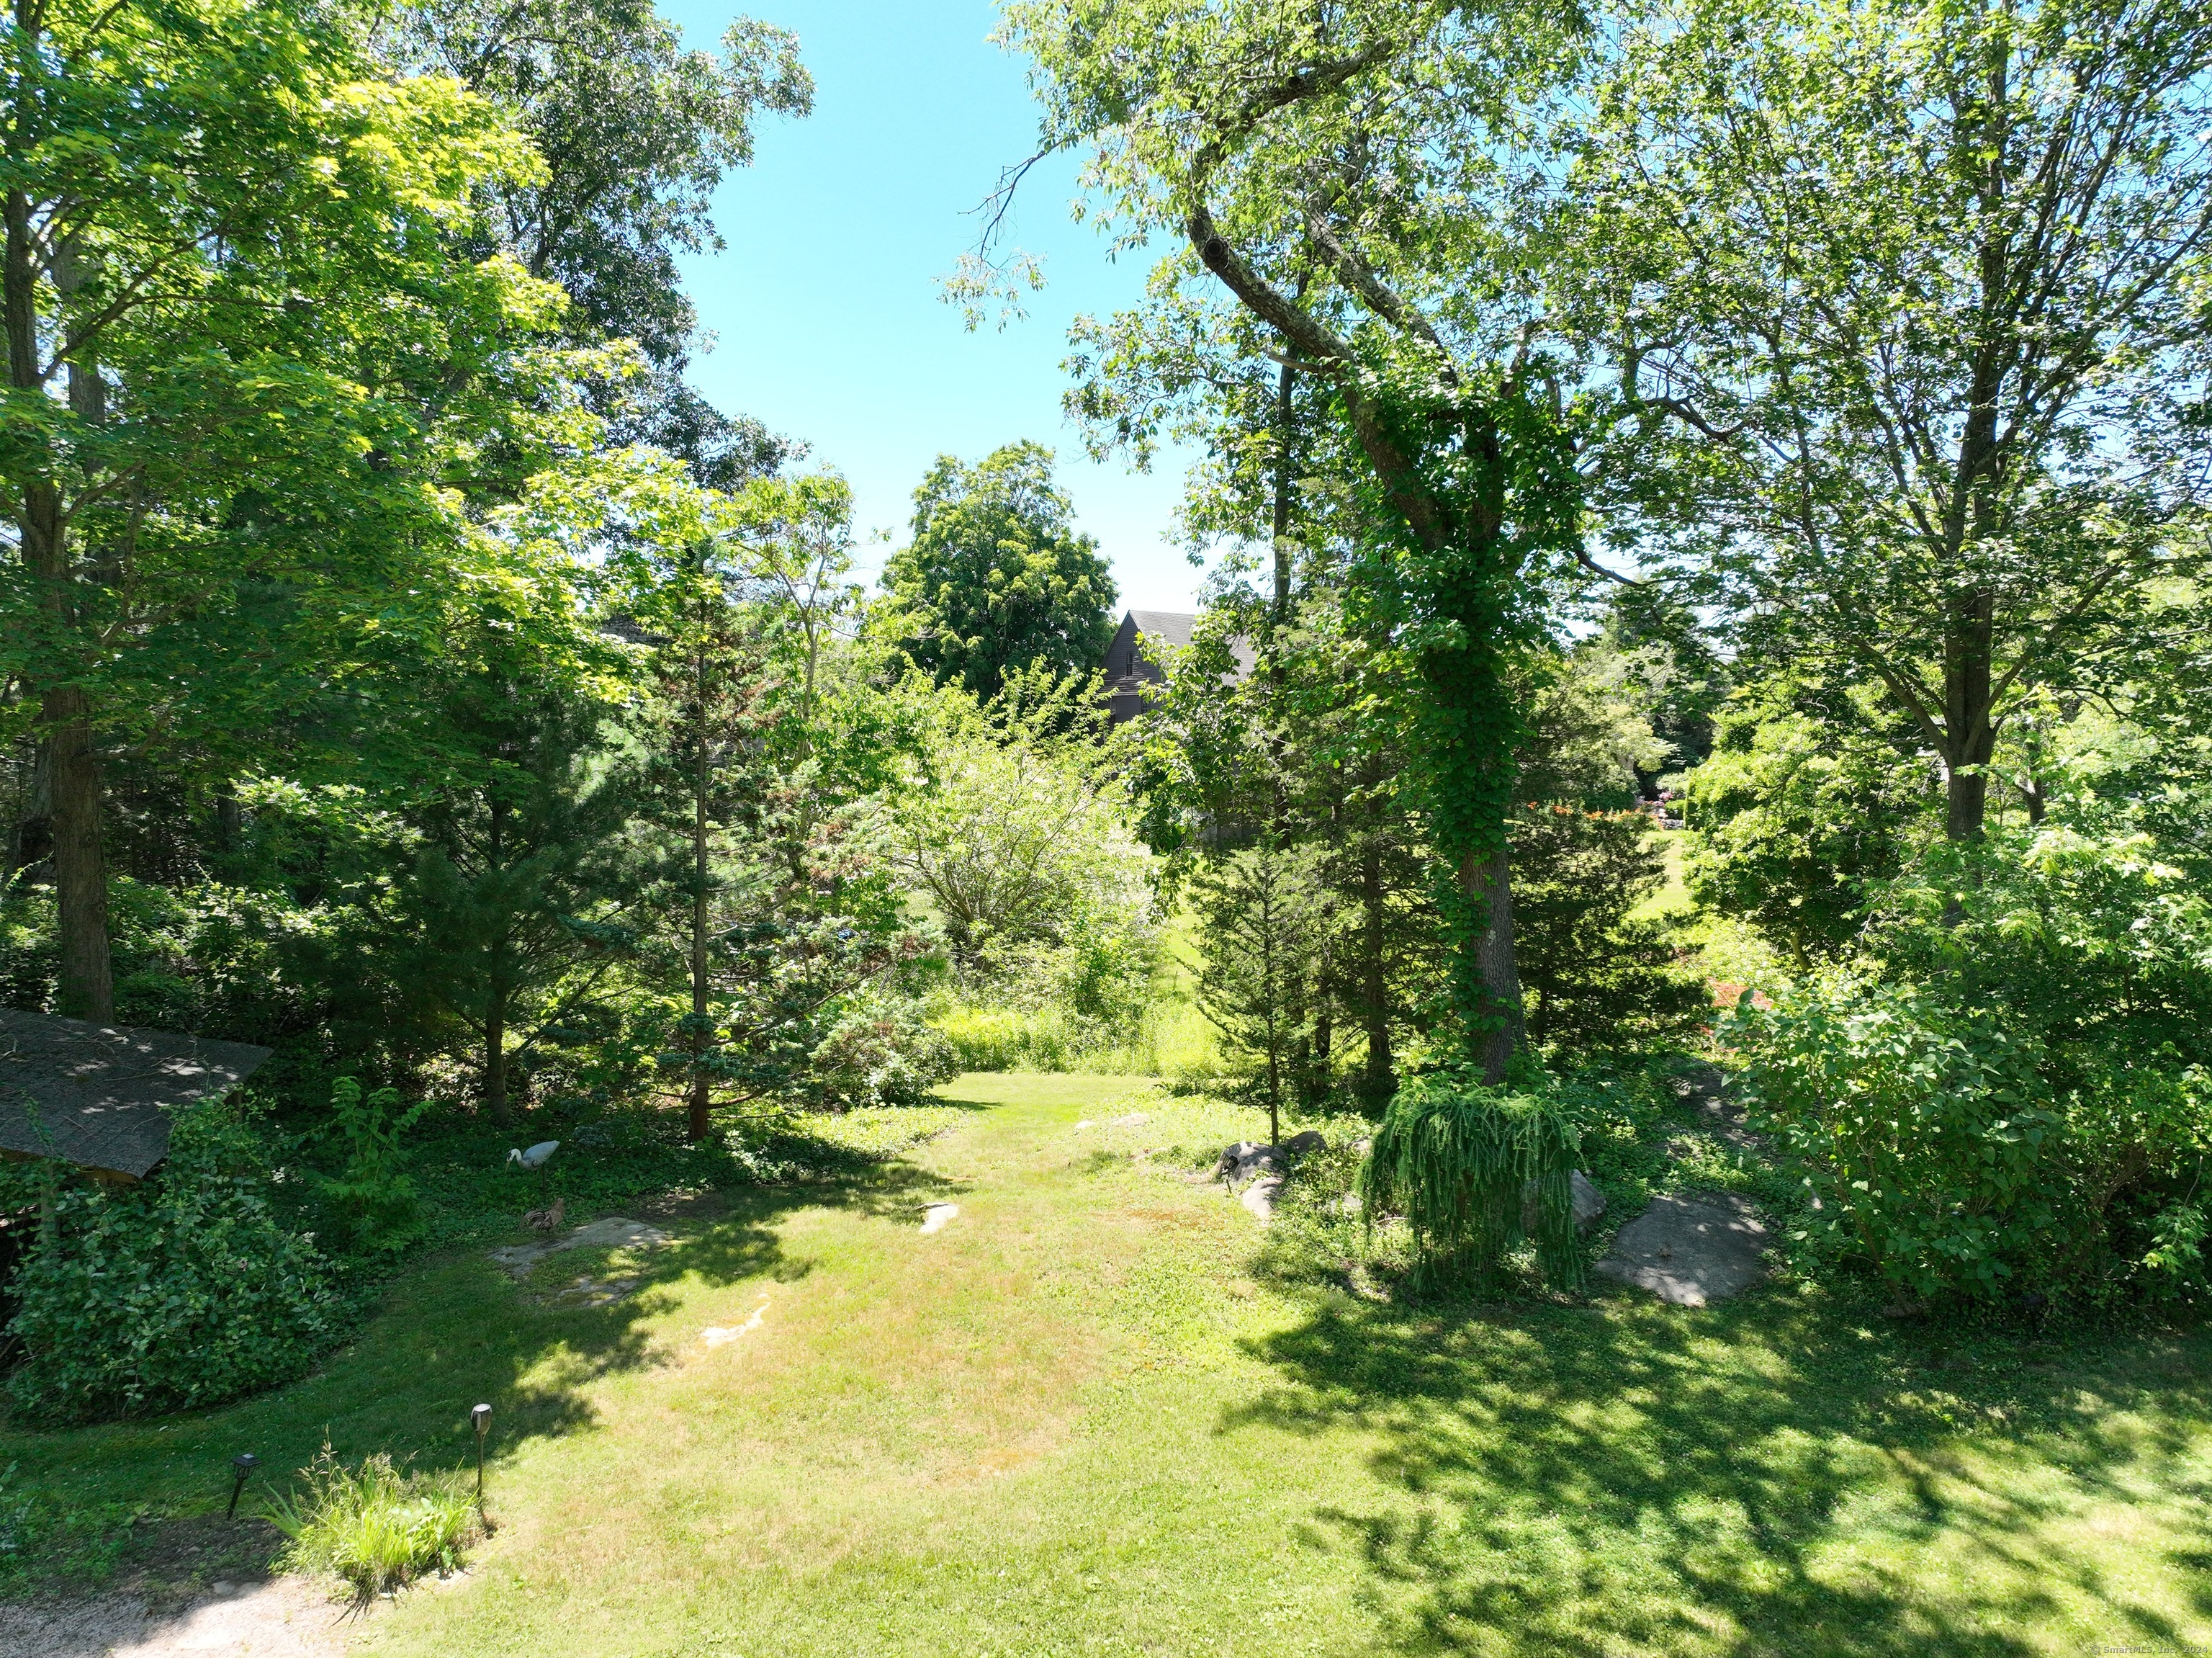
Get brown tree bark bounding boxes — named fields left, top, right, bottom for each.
left=43, top=690, right=110, bottom=1020
left=9, top=193, right=114, bottom=1020
left=484, top=995, right=510, bottom=1126
left=1942, top=585, right=1998, bottom=841
left=1358, top=835, right=1393, bottom=1108
left=687, top=635, right=714, bottom=1143
left=1466, top=845, right=1525, bottom=1085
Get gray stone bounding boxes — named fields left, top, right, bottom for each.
left=1571, top=1170, right=1606, bottom=1233
left=1217, top=1141, right=1282, bottom=1182
left=1596, top=1191, right=1769, bottom=1307
left=1519, top=1170, right=1608, bottom=1236
left=1282, top=1130, right=1328, bottom=1155
left=489, top=1216, right=670, bottom=1278
left=1240, top=1171, right=1284, bottom=1225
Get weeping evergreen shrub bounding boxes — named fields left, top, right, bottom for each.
left=1360, top=1069, right=1585, bottom=1293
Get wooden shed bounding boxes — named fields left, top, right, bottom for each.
left=0, top=1008, right=272, bottom=1183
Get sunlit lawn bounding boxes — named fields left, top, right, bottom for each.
left=7, top=1072, right=2212, bottom=1655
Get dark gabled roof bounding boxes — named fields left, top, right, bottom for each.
left=597, top=614, right=669, bottom=647
left=0, top=1009, right=272, bottom=1180
left=1127, top=609, right=1199, bottom=648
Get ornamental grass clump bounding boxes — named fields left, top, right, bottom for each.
left=266, top=1448, right=479, bottom=1600
left=1360, top=1070, right=1584, bottom=1294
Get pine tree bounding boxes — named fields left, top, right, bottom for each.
left=1191, top=843, right=1328, bottom=1147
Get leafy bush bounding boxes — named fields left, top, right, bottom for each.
left=1683, top=699, right=1932, bottom=967
left=4, top=1106, right=346, bottom=1424
left=798, top=995, right=960, bottom=1109
left=266, top=1448, right=477, bottom=1597
left=1359, top=1067, right=1584, bottom=1293
left=310, top=1077, right=431, bottom=1257
left=1725, top=867, right=2212, bottom=1310
left=1735, top=983, right=2066, bottom=1303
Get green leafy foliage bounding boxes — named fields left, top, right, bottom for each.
left=266, top=1446, right=478, bottom=1598
left=4, top=1107, right=345, bottom=1425
left=881, top=442, right=1118, bottom=700
left=1684, top=697, right=1932, bottom=967
left=1734, top=984, right=2064, bottom=1304
left=1734, top=830, right=2212, bottom=1306
left=310, top=1078, right=432, bottom=1258
left=1359, top=1068, right=1584, bottom=1294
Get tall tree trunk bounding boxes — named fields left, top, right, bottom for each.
left=1359, top=835, right=1392, bottom=1108
left=1466, top=845, right=1524, bottom=1085
left=44, top=689, right=109, bottom=1019
left=484, top=994, right=509, bottom=1126
left=1943, top=585, right=1997, bottom=841
left=482, top=795, right=512, bottom=1125
left=9, top=197, right=114, bottom=1018
left=1270, top=359, right=1295, bottom=620
left=687, top=650, right=713, bottom=1144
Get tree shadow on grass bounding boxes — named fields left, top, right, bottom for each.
left=0, top=1148, right=968, bottom=1586
left=1229, top=1289, right=2212, bottom=1656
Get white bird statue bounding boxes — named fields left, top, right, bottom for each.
left=507, top=1140, right=559, bottom=1170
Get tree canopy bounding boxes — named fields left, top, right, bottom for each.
left=881, top=441, right=1118, bottom=701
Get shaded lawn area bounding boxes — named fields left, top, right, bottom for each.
left=5, top=1073, right=2211, bottom=1655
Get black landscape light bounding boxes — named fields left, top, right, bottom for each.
left=226, top=1453, right=258, bottom=1520
left=471, top=1403, right=492, bottom=1515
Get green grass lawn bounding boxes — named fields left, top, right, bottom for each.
left=9, top=1072, right=2212, bottom=1655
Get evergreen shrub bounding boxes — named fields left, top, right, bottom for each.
left=1360, top=1067, right=1584, bottom=1293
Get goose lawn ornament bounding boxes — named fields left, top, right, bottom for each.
left=508, top=1140, right=559, bottom=1170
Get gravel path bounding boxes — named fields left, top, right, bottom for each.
left=0, top=1576, right=351, bottom=1657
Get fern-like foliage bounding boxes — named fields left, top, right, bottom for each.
left=1361, top=1070, right=1584, bottom=1294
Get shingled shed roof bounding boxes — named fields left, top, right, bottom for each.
left=0, top=1010, right=272, bottom=1180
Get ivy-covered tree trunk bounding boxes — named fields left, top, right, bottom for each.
left=1358, top=835, right=1393, bottom=1107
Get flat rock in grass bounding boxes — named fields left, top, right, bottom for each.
left=489, top=1217, right=671, bottom=1278
left=1596, top=1191, right=1769, bottom=1307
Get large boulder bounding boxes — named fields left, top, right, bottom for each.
left=1282, top=1129, right=1328, bottom=1155
left=1596, top=1191, right=1769, bottom=1307
left=1217, top=1141, right=1283, bottom=1183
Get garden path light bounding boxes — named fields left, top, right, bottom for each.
left=227, top=1453, right=258, bottom=1520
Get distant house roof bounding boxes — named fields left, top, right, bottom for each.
left=1102, top=609, right=1254, bottom=724
left=597, top=614, right=668, bottom=647
left=0, top=1010, right=272, bottom=1180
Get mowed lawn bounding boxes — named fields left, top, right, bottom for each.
left=12, top=1072, right=2212, bottom=1656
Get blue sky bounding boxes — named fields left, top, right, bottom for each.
left=661, top=0, right=1204, bottom=611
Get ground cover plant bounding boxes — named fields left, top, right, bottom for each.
left=0, top=1077, right=2203, bottom=1656
left=265, top=1448, right=479, bottom=1600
